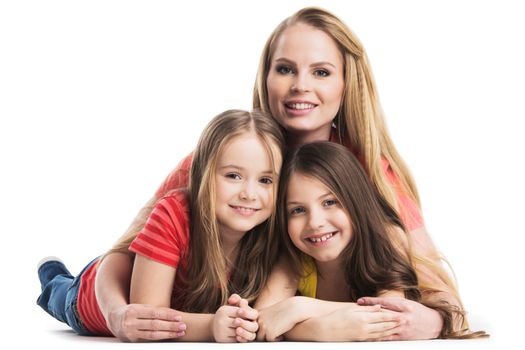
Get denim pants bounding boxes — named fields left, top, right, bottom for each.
left=37, top=258, right=98, bottom=335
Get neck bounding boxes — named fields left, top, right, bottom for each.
left=219, top=228, right=245, bottom=265
left=287, top=126, right=332, bottom=149
left=315, top=256, right=344, bottom=282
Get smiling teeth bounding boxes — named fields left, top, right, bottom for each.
left=308, top=232, right=334, bottom=243
left=234, top=206, right=257, bottom=212
left=288, top=103, right=315, bottom=110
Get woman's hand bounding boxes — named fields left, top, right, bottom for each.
left=107, top=304, right=186, bottom=342
left=357, top=296, right=443, bottom=340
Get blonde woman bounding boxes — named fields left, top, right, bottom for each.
left=95, top=7, right=470, bottom=340
left=37, top=109, right=285, bottom=342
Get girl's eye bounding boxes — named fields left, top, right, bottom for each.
left=290, top=207, right=305, bottom=216
left=225, top=173, right=241, bottom=180
left=314, top=69, right=329, bottom=77
left=323, top=199, right=338, bottom=207
left=259, top=177, right=273, bottom=185
left=276, top=65, right=294, bottom=75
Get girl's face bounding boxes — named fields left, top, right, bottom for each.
left=215, top=132, right=282, bottom=239
left=286, top=172, right=352, bottom=263
left=266, top=23, right=345, bottom=142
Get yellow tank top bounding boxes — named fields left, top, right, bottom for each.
left=297, top=256, right=317, bottom=298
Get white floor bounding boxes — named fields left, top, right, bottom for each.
left=28, top=308, right=500, bottom=350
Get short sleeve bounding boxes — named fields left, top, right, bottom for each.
left=155, top=153, right=193, bottom=198
left=381, top=159, right=424, bottom=231
left=129, top=191, right=190, bottom=267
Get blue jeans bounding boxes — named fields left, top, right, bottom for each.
left=37, top=258, right=98, bottom=335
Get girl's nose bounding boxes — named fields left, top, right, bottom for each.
left=307, top=208, right=326, bottom=229
left=239, top=181, right=257, bottom=201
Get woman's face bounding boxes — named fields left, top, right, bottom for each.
left=266, top=23, right=345, bottom=143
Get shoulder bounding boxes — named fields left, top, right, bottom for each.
left=159, top=189, right=189, bottom=209
left=153, top=189, right=190, bottom=225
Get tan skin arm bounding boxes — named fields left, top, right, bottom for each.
left=255, top=257, right=403, bottom=341
left=130, top=254, right=258, bottom=342
left=95, top=252, right=186, bottom=341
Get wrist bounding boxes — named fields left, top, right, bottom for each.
left=289, top=296, right=310, bottom=323
left=430, top=307, right=445, bottom=339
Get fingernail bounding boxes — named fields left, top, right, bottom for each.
left=174, top=316, right=182, bottom=322
left=176, top=331, right=185, bottom=337
left=179, top=323, right=187, bottom=331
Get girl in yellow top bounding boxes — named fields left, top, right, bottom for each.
left=255, top=142, right=485, bottom=341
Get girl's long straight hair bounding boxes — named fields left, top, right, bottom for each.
left=277, top=142, right=485, bottom=339
left=179, top=109, right=285, bottom=312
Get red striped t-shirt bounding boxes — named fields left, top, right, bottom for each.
left=128, top=190, right=191, bottom=308
left=76, top=191, right=191, bottom=336
left=77, top=262, right=112, bottom=335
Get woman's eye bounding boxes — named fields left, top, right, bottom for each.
left=226, top=173, right=241, bottom=180
left=324, top=199, right=338, bottom=207
left=276, top=65, right=294, bottom=75
left=314, top=69, right=329, bottom=77
left=259, top=177, right=273, bottom=185
left=290, top=207, right=305, bottom=215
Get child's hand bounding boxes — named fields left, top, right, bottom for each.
left=357, top=296, right=442, bottom=340
left=256, top=299, right=298, bottom=341
left=317, top=305, right=402, bottom=341
left=212, top=303, right=258, bottom=343
left=227, top=294, right=259, bottom=342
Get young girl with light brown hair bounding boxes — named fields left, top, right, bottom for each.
left=37, top=109, right=285, bottom=342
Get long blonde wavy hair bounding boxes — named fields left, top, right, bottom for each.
left=103, top=109, right=285, bottom=313
left=253, top=7, right=479, bottom=337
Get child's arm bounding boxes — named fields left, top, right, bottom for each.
left=130, top=254, right=257, bottom=342
left=254, top=257, right=298, bottom=310
left=257, top=296, right=402, bottom=341
left=254, top=258, right=404, bottom=341
left=95, top=252, right=184, bottom=342
left=284, top=305, right=401, bottom=341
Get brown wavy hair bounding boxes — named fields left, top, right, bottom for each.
left=276, top=142, right=486, bottom=339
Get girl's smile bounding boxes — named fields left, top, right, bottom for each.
left=304, top=231, right=337, bottom=245
left=286, top=173, right=352, bottom=263
left=229, top=205, right=261, bottom=217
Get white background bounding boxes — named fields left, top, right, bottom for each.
left=1, top=0, right=523, bottom=349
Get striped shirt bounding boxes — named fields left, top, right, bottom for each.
left=129, top=190, right=191, bottom=309
left=77, top=262, right=111, bottom=335
left=75, top=191, right=190, bottom=336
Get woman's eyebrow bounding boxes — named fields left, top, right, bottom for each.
left=273, top=57, right=336, bottom=69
